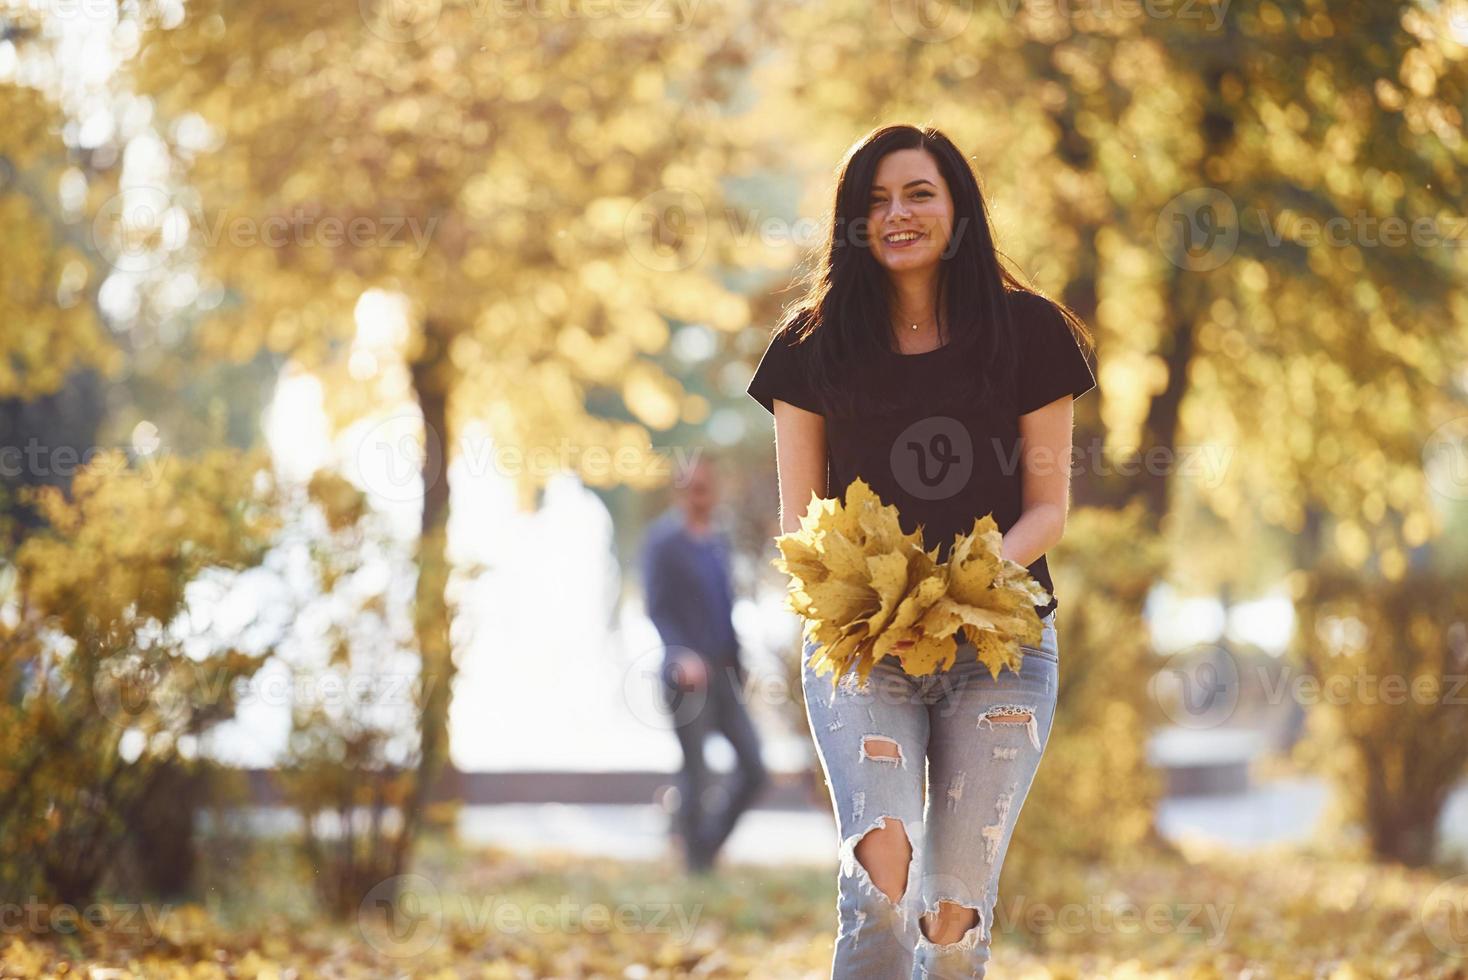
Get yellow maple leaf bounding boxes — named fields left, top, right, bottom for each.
left=772, top=477, right=1052, bottom=687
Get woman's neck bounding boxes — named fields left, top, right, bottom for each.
left=888, top=272, right=942, bottom=351
left=889, top=303, right=944, bottom=353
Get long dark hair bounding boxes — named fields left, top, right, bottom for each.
left=772, top=124, right=1094, bottom=419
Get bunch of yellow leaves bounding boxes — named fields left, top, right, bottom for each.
left=772, top=476, right=1051, bottom=690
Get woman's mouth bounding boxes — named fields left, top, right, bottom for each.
left=883, top=230, right=925, bottom=249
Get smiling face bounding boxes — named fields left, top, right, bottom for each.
left=866, top=147, right=954, bottom=275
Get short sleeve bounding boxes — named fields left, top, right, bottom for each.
left=746, top=329, right=824, bottom=415
left=1014, top=293, right=1097, bottom=415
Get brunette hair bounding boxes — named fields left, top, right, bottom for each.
left=772, top=124, right=1093, bottom=418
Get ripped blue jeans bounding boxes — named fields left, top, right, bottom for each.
left=801, top=611, right=1059, bottom=980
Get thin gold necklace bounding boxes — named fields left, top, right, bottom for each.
left=896, top=311, right=937, bottom=334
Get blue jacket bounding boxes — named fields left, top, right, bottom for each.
left=640, top=508, right=741, bottom=665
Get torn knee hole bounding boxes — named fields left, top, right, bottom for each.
left=860, top=734, right=904, bottom=765
left=920, top=900, right=982, bottom=947
left=842, top=816, right=912, bottom=906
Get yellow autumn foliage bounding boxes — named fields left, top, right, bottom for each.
left=0, top=85, right=123, bottom=400
left=0, top=448, right=285, bottom=903
left=772, top=476, right=1050, bottom=689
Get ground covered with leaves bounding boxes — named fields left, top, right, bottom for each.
left=4, top=836, right=1466, bottom=978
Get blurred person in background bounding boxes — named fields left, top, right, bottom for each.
left=639, top=451, right=770, bottom=873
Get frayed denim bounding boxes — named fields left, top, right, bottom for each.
left=802, top=613, right=1059, bottom=979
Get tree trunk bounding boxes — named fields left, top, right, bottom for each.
left=1362, top=768, right=1443, bottom=868
left=391, top=317, right=455, bottom=879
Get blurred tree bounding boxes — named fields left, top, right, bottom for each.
left=0, top=14, right=315, bottom=904
left=272, top=470, right=428, bottom=919
left=127, top=0, right=780, bottom=880
left=754, top=0, right=1466, bottom=544
left=0, top=17, right=280, bottom=547
left=748, top=0, right=1468, bottom=861
left=0, top=75, right=120, bottom=400
left=0, top=72, right=121, bottom=543
left=1293, top=567, right=1468, bottom=867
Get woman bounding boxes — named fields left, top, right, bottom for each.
left=745, top=125, right=1096, bottom=978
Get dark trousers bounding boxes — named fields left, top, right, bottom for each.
left=660, top=657, right=769, bottom=870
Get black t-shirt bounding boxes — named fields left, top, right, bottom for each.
left=745, top=289, right=1096, bottom=619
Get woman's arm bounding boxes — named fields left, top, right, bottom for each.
left=772, top=399, right=828, bottom=534
left=1002, top=394, right=1076, bottom=566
